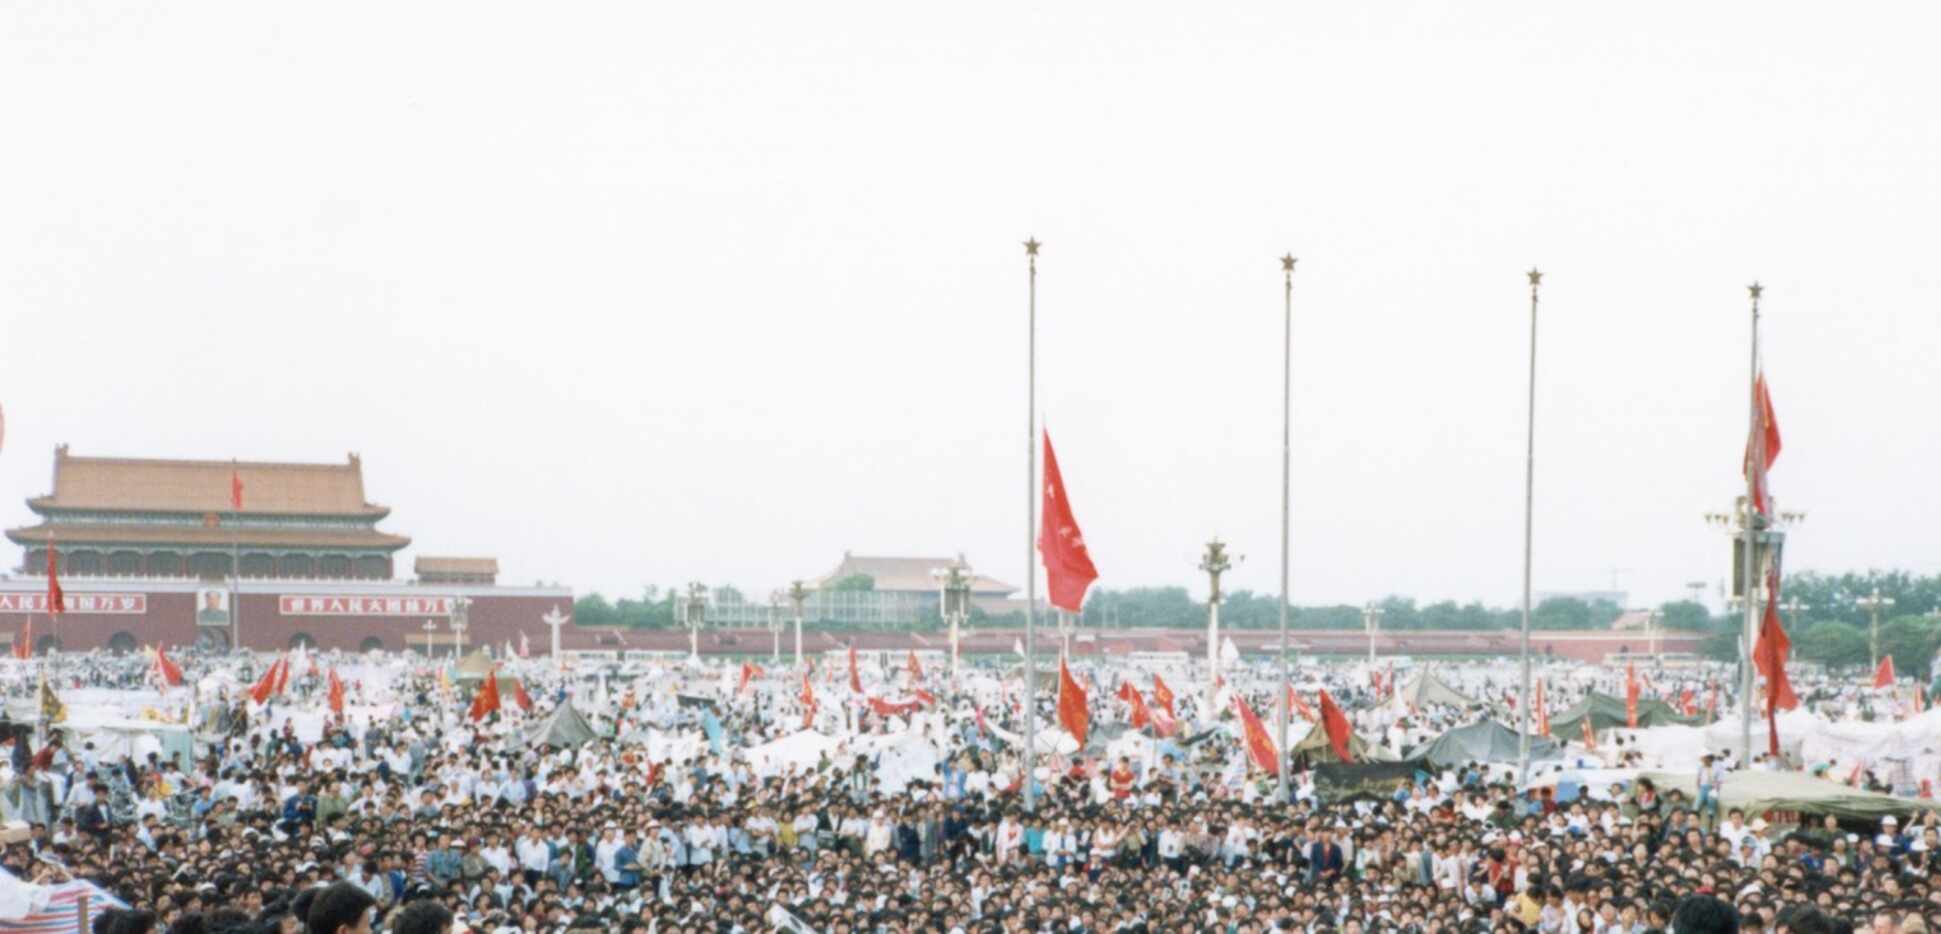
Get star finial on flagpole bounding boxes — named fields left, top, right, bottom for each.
left=1748, top=282, right=1763, bottom=299
left=1279, top=254, right=1296, bottom=273
left=1527, top=268, right=1543, bottom=286
left=1024, top=238, right=1040, bottom=256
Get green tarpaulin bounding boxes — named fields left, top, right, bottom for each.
left=1639, top=769, right=1941, bottom=823
left=1416, top=719, right=1560, bottom=767
left=1395, top=670, right=1477, bottom=709
left=1290, top=722, right=1391, bottom=766
left=1548, top=691, right=1695, bottom=738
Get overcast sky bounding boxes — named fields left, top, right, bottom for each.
left=3, top=3, right=1936, bottom=612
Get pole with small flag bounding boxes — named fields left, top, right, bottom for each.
left=1517, top=267, right=1542, bottom=787
left=230, top=461, right=244, bottom=652
left=1022, top=235, right=1042, bottom=812
left=1275, top=252, right=1297, bottom=800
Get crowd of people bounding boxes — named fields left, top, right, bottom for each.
left=1, top=649, right=1938, bottom=934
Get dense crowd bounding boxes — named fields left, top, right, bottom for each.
left=2, top=652, right=1938, bottom=934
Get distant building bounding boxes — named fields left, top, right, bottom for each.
left=415, top=556, right=499, bottom=586
left=802, top=552, right=1019, bottom=627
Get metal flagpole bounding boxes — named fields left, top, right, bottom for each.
left=1740, top=282, right=1763, bottom=763
left=1276, top=254, right=1296, bottom=801
left=231, top=459, right=242, bottom=653
left=1517, top=268, right=1541, bottom=786
left=1023, top=236, right=1041, bottom=813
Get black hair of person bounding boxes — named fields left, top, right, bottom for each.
left=1671, top=894, right=1741, bottom=934
left=387, top=901, right=452, bottom=934
left=304, top=882, right=375, bottom=934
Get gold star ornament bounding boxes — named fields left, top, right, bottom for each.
left=1748, top=282, right=1763, bottom=299
left=1024, top=238, right=1040, bottom=256
left=1280, top=254, right=1297, bottom=272
left=1527, top=268, right=1543, bottom=286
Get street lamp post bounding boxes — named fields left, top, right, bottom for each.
left=788, top=581, right=808, bottom=668
left=1200, top=539, right=1234, bottom=713
left=1858, top=587, right=1897, bottom=671
left=768, top=598, right=782, bottom=663
left=421, top=619, right=437, bottom=658
left=448, top=596, right=470, bottom=659
left=684, top=582, right=708, bottom=659
left=1644, top=608, right=1660, bottom=660
left=1362, top=602, right=1384, bottom=664
left=1704, top=496, right=1805, bottom=760
left=936, top=563, right=974, bottom=681
left=542, top=606, right=568, bottom=671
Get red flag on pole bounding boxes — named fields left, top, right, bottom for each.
left=248, top=660, right=277, bottom=705
left=1152, top=674, right=1176, bottom=717
left=1317, top=689, right=1353, bottom=762
left=469, top=668, right=501, bottom=722
left=1625, top=663, right=1640, bottom=729
left=513, top=678, right=533, bottom=711
left=1288, top=685, right=1317, bottom=723
left=45, top=545, right=65, bottom=616
left=1118, top=682, right=1153, bottom=730
left=1535, top=679, right=1550, bottom=736
left=848, top=644, right=862, bottom=694
left=799, top=671, right=817, bottom=729
left=907, top=651, right=924, bottom=682
left=274, top=654, right=291, bottom=694
left=1752, top=570, right=1798, bottom=712
left=1874, top=656, right=1896, bottom=689
left=1057, top=657, right=1089, bottom=747
left=1038, top=431, right=1099, bottom=613
left=1679, top=688, right=1697, bottom=718
left=738, top=662, right=761, bottom=695
left=1581, top=717, right=1597, bottom=750
left=12, top=620, right=29, bottom=660
left=1744, top=374, right=1782, bottom=517
left=230, top=463, right=245, bottom=511
left=155, top=646, right=184, bottom=687
left=327, top=668, right=345, bottom=715
left=1233, top=693, right=1278, bottom=773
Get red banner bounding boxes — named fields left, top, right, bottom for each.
left=0, top=593, right=145, bottom=614
left=281, top=595, right=456, bottom=616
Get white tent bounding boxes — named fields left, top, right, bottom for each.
left=743, top=730, right=840, bottom=775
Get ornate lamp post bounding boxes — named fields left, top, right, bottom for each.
left=421, top=619, right=438, bottom=658
left=935, top=563, right=974, bottom=681
left=448, top=595, right=470, bottom=659
left=767, top=596, right=783, bottom=663
left=542, top=606, right=568, bottom=670
left=1200, top=539, right=1235, bottom=712
left=1858, top=587, right=1897, bottom=671
left=788, top=581, right=808, bottom=668
left=1362, top=602, right=1384, bottom=664
left=684, top=582, right=708, bottom=658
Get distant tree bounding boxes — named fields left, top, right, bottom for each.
left=1797, top=621, right=1867, bottom=669
left=1657, top=600, right=1712, bottom=632
left=1531, top=597, right=1591, bottom=630
left=1879, top=615, right=1941, bottom=680
left=574, top=593, right=619, bottom=628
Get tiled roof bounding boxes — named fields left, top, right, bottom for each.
left=4, top=523, right=410, bottom=551
left=28, top=447, right=389, bottom=517
left=813, top=553, right=1017, bottom=595
left=416, top=556, right=499, bottom=575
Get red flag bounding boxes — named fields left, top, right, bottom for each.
left=848, top=644, right=862, bottom=694
left=973, top=704, right=989, bottom=736
left=248, top=659, right=278, bottom=705
left=327, top=668, right=345, bottom=715
left=13, top=620, right=30, bottom=660
left=1625, top=663, right=1639, bottom=729
left=1288, top=685, right=1317, bottom=723
left=868, top=696, right=923, bottom=717
left=155, top=646, right=184, bottom=687
left=1744, top=374, right=1782, bottom=516
left=45, top=545, right=64, bottom=616
left=1149, top=707, right=1180, bottom=738
left=907, top=651, right=924, bottom=681
left=1534, top=679, right=1550, bottom=736
left=738, top=662, right=761, bottom=695
left=1706, top=681, right=1720, bottom=721
left=1679, top=688, right=1697, bottom=718
left=273, top=655, right=291, bottom=694
left=1152, top=674, right=1176, bottom=716
left=799, top=671, right=817, bottom=729
left=1581, top=717, right=1597, bottom=750
left=1038, top=431, right=1099, bottom=613
left=1057, top=657, right=1089, bottom=747
left=1233, top=693, right=1278, bottom=773
left=1317, top=689, right=1353, bottom=762
left=469, top=668, right=501, bottom=722
left=1874, top=655, right=1896, bottom=689
left=513, top=679, right=534, bottom=711
left=230, top=464, right=245, bottom=511
left=1751, top=570, right=1798, bottom=713
left=1120, top=683, right=1153, bottom=730
left=912, top=687, right=936, bottom=707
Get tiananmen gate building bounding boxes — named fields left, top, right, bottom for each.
left=1, top=446, right=577, bottom=655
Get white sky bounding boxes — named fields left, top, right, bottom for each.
left=2, top=2, right=1936, bottom=610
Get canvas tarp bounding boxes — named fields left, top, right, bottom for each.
left=1289, top=720, right=1391, bottom=765
left=1548, top=691, right=1695, bottom=738
left=1416, top=720, right=1559, bottom=766
left=526, top=704, right=597, bottom=749
left=453, top=649, right=497, bottom=682
left=1395, top=671, right=1477, bottom=710
left=1314, top=760, right=1430, bottom=802
left=1639, top=768, right=1941, bottom=823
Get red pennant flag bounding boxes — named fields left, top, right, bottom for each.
left=912, top=687, right=936, bottom=707
left=1152, top=674, right=1176, bottom=717
left=1057, top=657, right=1089, bottom=747
left=513, top=679, right=533, bottom=711
left=1233, top=693, right=1278, bottom=773
left=1534, top=679, right=1550, bottom=736
left=1679, top=688, right=1697, bottom=718
left=1288, top=685, right=1316, bottom=723
left=469, top=668, right=501, bottom=722
left=248, top=660, right=278, bottom=705
left=155, top=646, right=184, bottom=687
left=1149, top=706, right=1180, bottom=738
left=1582, top=717, right=1597, bottom=750
left=738, top=662, right=761, bottom=695
left=45, top=545, right=65, bottom=616
left=847, top=644, right=862, bottom=694
left=1874, top=655, right=1896, bottom=689
left=1317, top=689, right=1353, bottom=762
left=1752, top=569, right=1798, bottom=714
left=868, top=696, right=923, bottom=717
left=1625, top=663, right=1640, bottom=729
left=973, top=704, right=989, bottom=736
left=799, top=671, right=817, bottom=729
left=1120, top=683, right=1153, bottom=730
left=1038, top=431, right=1100, bottom=613
left=13, top=620, right=31, bottom=661
left=273, top=655, right=291, bottom=694
left=230, top=463, right=245, bottom=511
left=327, top=668, right=346, bottom=715
left=1744, top=374, right=1782, bottom=517
left=907, top=651, right=924, bottom=682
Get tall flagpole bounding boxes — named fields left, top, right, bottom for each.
left=1517, top=268, right=1541, bottom=786
left=1276, top=254, right=1296, bottom=801
left=1740, top=282, right=1763, bottom=762
left=1023, top=236, right=1041, bottom=813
